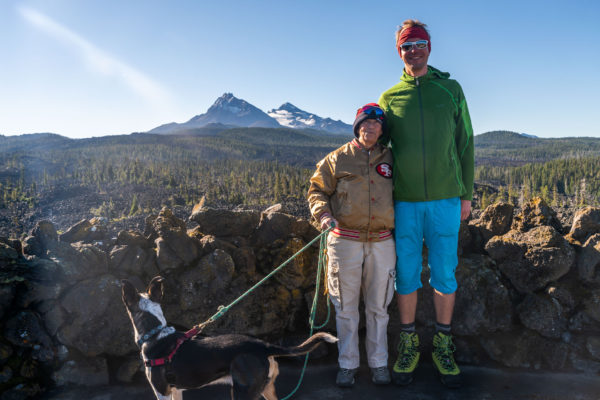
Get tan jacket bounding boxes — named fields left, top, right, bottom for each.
left=308, top=139, right=394, bottom=242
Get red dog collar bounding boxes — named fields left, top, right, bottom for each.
left=145, top=327, right=200, bottom=367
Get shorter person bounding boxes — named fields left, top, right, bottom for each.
left=307, top=103, right=396, bottom=387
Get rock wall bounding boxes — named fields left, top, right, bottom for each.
left=0, top=198, right=599, bottom=397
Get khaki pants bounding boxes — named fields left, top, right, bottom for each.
left=326, top=235, right=396, bottom=369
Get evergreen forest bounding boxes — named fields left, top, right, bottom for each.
left=1, top=129, right=599, bottom=238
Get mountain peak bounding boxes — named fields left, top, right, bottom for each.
left=210, top=93, right=246, bottom=110
left=267, top=103, right=351, bottom=135
left=148, top=94, right=351, bottom=135
left=277, top=102, right=301, bottom=112
left=187, top=93, right=280, bottom=129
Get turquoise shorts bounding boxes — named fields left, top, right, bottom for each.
left=394, top=197, right=461, bottom=294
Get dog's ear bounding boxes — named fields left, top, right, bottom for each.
left=147, top=276, right=165, bottom=303
left=121, top=279, right=138, bottom=308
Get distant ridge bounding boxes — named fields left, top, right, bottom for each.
left=519, top=133, right=538, bottom=138
left=148, top=93, right=351, bottom=135
left=475, top=131, right=540, bottom=145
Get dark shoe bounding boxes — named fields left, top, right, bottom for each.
left=336, top=368, right=358, bottom=388
left=432, top=331, right=461, bottom=389
left=370, top=366, right=391, bottom=385
left=392, top=332, right=420, bottom=386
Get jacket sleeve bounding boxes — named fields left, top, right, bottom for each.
left=307, top=154, right=337, bottom=220
left=455, top=85, right=474, bottom=201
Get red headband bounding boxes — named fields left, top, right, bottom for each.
left=396, top=26, right=431, bottom=53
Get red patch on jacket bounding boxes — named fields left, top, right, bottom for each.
left=376, top=163, right=393, bottom=178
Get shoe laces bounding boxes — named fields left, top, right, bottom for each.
left=339, top=368, right=356, bottom=377
left=396, top=333, right=418, bottom=369
left=434, top=334, right=457, bottom=369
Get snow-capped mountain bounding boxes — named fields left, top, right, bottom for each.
left=148, top=93, right=351, bottom=135
left=187, top=93, right=281, bottom=129
left=149, top=93, right=280, bottom=134
left=268, top=103, right=351, bottom=134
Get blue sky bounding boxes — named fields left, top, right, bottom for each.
left=1, top=0, right=599, bottom=139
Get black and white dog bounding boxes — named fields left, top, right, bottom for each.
left=121, top=276, right=337, bottom=400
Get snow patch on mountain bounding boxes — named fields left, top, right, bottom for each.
left=268, top=103, right=351, bottom=134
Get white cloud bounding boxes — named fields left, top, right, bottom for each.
left=18, top=6, right=173, bottom=111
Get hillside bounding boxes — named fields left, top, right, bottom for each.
left=0, top=128, right=349, bottom=237
left=2, top=129, right=600, bottom=238
left=473, top=131, right=600, bottom=207
left=475, top=130, right=600, bottom=166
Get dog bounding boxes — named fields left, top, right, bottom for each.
left=121, top=276, right=337, bottom=400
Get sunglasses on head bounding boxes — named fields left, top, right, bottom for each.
left=357, top=105, right=384, bottom=117
left=400, top=40, right=428, bottom=52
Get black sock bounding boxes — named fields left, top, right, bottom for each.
left=400, top=322, right=416, bottom=333
left=435, top=322, right=451, bottom=334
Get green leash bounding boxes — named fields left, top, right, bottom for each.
left=191, top=227, right=333, bottom=399
left=281, top=227, right=331, bottom=400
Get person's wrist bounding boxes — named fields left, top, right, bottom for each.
left=319, top=212, right=332, bottom=222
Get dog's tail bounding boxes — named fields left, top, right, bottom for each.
left=269, top=332, right=338, bottom=358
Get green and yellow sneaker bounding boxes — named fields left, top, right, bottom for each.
left=432, top=331, right=461, bottom=388
left=392, top=331, right=420, bottom=386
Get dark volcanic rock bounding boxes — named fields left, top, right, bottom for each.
left=253, top=211, right=316, bottom=247
left=0, top=285, right=16, bottom=319
left=453, top=254, right=514, bottom=335
left=517, top=293, right=567, bottom=339
left=53, top=356, right=109, bottom=386
left=578, top=233, right=600, bottom=283
left=458, top=221, right=473, bottom=255
left=58, top=217, right=109, bottom=244
left=57, top=274, right=135, bottom=356
left=47, top=241, right=108, bottom=281
left=0, top=242, right=19, bottom=262
left=511, top=197, right=563, bottom=233
left=231, top=246, right=256, bottom=277
left=4, top=311, right=54, bottom=363
left=485, top=226, right=575, bottom=293
left=582, top=289, right=600, bottom=323
left=109, top=244, right=158, bottom=278
left=22, top=220, right=58, bottom=256
left=569, top=206, right=600, bottom=243
left=197, top=235, right=238, bottom=256
left=408, top=254, right=514, bottom=336
left=471, top=201, right=514, bottom=242
left=6, top=203, right=600, bottom=393
left=59, top=219, right=92, bottom=243
left=272, top=237, right=319, bottom=291
left=116, top=230, right=152, bottom=248
left=189, top=206, right=260, bottom=237
left=0, top=237, right=22, bottom=257
left=179, top=249, right=235, bottom=305
left=150, top=208, right=200, bottom=271
left=481, top=330, right=570, bottom=370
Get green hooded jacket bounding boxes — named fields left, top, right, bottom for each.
left=378, top=66, right=474, bottom=202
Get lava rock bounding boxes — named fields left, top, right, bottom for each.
left=485, top=226, right=575, bottom=293
left=568, top=206, right=600, bottom=243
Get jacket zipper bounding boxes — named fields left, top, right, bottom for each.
left=416, top=77, right=428, bottom=199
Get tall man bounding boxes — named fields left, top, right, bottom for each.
left=378, top=19, right=474, bottom=388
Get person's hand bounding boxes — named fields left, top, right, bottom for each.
left=460, top=199, right=472, bottom=221
left=320, top=213, right=337, bottom=230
